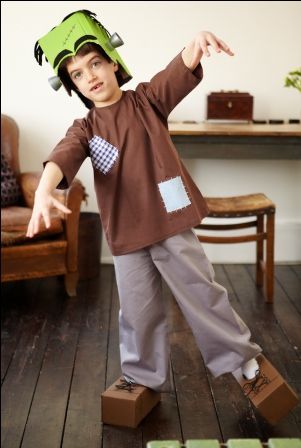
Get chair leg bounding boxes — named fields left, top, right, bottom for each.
left=64, top=271, right=78, bottom=297
left=256, top=215, right=264, bottom=287
left=265, top=213, right=275, bottom=303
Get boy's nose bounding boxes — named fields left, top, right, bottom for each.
left=86, top=70, right=96, bottom=82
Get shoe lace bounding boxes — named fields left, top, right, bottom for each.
left=115, top=377, right=137, bottom=392
left=242, top=369, right=271, bottom=396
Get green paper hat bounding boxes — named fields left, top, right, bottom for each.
left=34, top=10, right=132, bottom=102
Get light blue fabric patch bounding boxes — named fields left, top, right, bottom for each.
left=158, top=176, right=191, bottom=213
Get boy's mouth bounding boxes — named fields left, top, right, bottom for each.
left=91, top=82, right=103, bottom=92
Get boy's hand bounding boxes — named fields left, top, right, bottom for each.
left=26, top=189, right=71, bottom=238
left=182, top=31, right=234, bottom=71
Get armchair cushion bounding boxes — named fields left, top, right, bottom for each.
left=1, top=206, right=64, bottom=246
left=1, top=153, right=22, bottom=207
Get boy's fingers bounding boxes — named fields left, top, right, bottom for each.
left=32, top=213, right=42, bottom=234
left=26, top=200, right=72, bottom=238
left=200, top=33, right=234, bottom=57
left=27, top=214, right=40, bottom=237
left=26, top=220, right=33, bottom=237
left=191, top=40, right=202, bottom=66
left=42, top=210, right=51, bottom=229
left=218, top=38, right=234, bottom=55
left=52, top=198, right=72, bottom=214
left=199, top=40, right=210, bottom=57
left=199, top=34, right=234, bottom=58
left=206, top=34, right=221, bottom=53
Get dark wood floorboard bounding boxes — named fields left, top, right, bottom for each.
left=275, top=265, right=301, bottom=313
left=62, top=270, right=114, bottom=448
left=1, top=263, right=301, bottom=448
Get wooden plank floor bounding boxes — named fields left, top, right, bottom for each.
left=1, top=264, right=301, bottom=448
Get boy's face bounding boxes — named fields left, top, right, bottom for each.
left=67, top=51, right=121, bottom=107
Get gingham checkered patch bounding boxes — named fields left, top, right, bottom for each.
left=88, top=136, right=119, bottom=174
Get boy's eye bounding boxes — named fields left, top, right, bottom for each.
left=73, top=72, right=82, bottom=80
left=92, top=61, right=101, bottom=68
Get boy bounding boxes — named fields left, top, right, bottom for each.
left=27, top=10, right=261, bottom=391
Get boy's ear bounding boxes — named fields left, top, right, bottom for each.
left=113, top=62, right=119, bottom=72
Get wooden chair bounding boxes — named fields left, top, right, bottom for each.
left=1, top=114, right=86, bottom=296
left=194, top=193, right=276, bottom=303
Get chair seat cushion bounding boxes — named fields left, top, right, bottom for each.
left=205, top=193, right=276, bottom=217
left=1, top=206, right=64, bottom=246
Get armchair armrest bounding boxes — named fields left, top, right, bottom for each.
left=19, top=172, right=87, bottom=215
left=64, top=179, right=87, bottom=271
left=19, top=172, right=87, bottom=271
left=19, top=171, right=76, bottom=211
left=18, top=172, right=41, bottom=208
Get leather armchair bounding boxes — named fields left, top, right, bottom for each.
left=1, top=114, right=87, bottom=296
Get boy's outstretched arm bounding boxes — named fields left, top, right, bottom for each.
left=26, top=161, right=71, bottom=238
left=182, top=31, right=234, bottom=71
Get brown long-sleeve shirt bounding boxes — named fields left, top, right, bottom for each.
left=45, top=52, right=209, bottom=255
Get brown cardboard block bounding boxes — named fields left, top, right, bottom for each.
left=101, top=377, right=161, bottom=428
left=234, top=354, right=299, bottom=425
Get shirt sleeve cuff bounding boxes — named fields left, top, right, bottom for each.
left=178, top=50, right=203, bottom=82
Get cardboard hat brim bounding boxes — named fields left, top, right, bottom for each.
left=35, top=10, right=132, bottom=86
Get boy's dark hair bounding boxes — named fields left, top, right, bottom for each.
left=58, top=42, right=122, bottom=109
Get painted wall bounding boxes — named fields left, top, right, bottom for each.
left=2, top=1, right=301, bottom=263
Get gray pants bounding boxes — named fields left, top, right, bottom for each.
left=113, top=229, right=261, bottom=391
